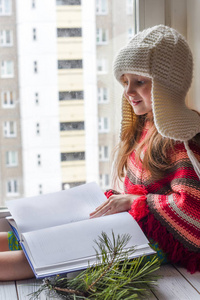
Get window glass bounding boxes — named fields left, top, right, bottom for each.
left=0, top=0, right=12, bottom=15
left=0, top=0, right=136, bottom=206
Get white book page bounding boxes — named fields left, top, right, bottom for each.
left=6, top=182, right=106, bottom=235
left=22, top=212, right=152, bottom=273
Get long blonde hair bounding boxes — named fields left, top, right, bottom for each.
left=113, top=113, right=175, bottom=184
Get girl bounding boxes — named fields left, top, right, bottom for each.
left=0, top=24, right=200, bottom=281
left=90, top=25, right=200, bottom=273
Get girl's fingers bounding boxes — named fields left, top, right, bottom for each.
left=90, top=203, right=111, bottom=218
left=95, top=199, right=110, bottom=211
left=90, top=199, right=110, bottom=216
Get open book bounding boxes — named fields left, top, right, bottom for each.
left=6, top=182, right=155, bottom=279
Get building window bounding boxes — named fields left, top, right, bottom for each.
left=97, top=59, right=107, bottom=74
left=99, top=146, right=109, bottom=161
left=126, top=0, right=133, bottom=14
left=57, top=28, right=82, bottom=38
left=58, top=60, right=82, bottom=69
left=96, top=0, right=108, bottom=14
left=7, top=179, right=18, bottom=195
left=56, top=0, right=81, bottom=5
left=3, top=121, right=16, bottom=137
left=39, top=184, right=42, bottom=194
left=60, top=121, right=84, bottom=131
left=34, top=61, right=38, bottom=73
left=1, top=91, right=14, bottom=108
left=59, top=91, right=84, bottom=101
left=62, top=181, right=85, bottom=190
left=6, top=151, right=18, bottom=167
left=32, top=0, right=36, bottom=8
left=96, top=28, right=108, bottom=44
left=35, top=92, right=39, bottom=104
left=98, top=117, right=109, bottom=133
left=99, top=174, right=109, bottom=189
left=36, top=123, right=40, bottom=135
left=33, top=28, right=37, bottom=40
left=128, top=27, right=134, bottom=40
left=98, top=87, right=108, bottom=103
left=37, top=154, right=41, bottom=166
left=0, top=30, right=13, bottom=47
left=0, top=0, right=12, bottom=15
left=61, top=152, right=85, bottom=162
left=1, top=60, right=14, bottom=78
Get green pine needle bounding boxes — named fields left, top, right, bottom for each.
left=30, top=231, right=160, bottom=300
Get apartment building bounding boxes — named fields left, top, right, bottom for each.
left=56, top=0, right=86, bottom=189
left=0, top=0, right=23, bottom=206
left=0, top=0, right=135, bottom=206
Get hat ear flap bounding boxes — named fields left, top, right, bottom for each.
left=120, top=95, right=137, bottom=141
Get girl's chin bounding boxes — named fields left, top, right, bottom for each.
left=132, top=106, right=152, bottom=116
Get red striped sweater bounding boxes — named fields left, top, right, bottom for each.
left=106, top=133, right=200, bottom=273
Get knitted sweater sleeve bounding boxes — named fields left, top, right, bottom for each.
left=128, top=141, right=200, bottom=273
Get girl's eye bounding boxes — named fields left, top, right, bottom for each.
left=122, top=80, right=128, bottom=86
left=137, top=80, right=145, bottom=85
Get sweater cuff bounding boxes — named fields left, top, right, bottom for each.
left=104, top=189, right=120, bottom=199
left=129, top=195, right=148, bottom=221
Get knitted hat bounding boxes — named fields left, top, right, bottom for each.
left=113, top=24, right=200, bottom=142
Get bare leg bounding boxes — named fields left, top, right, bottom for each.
left=0, top=250, right=34, bottom=281
left=0, top=232, right=10, bottom=251
left=0, top=232, right=34, bottom=281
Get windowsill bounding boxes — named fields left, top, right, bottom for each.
left=2, top=105, right=15, bottom=109
left=98, top=131, right=110, bottom=134
left=96, top=12, right=108, bottom=15
left=96, top=42, right=108, bottom=46
left=0, top=44, right=13, bottom=47
left=0, top=13, right=12, bottom=16
left=98, top=101, right=109, bottom=104
left=0, top=208, right=10, bottom=219
left=6, top=165, right=18, bottom=168
left=1, top=75, right=14, bottom=79
left=6, top=193, right=19, bottom=197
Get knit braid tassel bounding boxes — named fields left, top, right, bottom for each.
left=105, top=187, right=200, bottom=274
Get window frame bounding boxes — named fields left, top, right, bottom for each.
left=1, top=91, right=15, bottom=108
left=6, top=179, right=19, bottom=196
left=98, top=116, right=109, bottom=133
left=98, top=87, right=109, bottom=103
left=1, top=60, right=14, bottom=78
left=96, top=0, right=108, bottom=15
left=3, top=121, right=17, bottom=138
left=99, top=173, right=110, bottom=189
left=97, top=58, right=107, bottom=74
left=6, top=151, right=18, bottom=167
left=96, top=28, right=108, bottom=45
left=0, top=0, right=12, bottom=16
left=99, top=145, right=109, bottom=161
left=0, top=29, right=13, bottom=47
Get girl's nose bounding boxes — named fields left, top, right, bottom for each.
left=126, top=85, right=137, bottom=96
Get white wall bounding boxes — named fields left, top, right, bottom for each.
left=82, top=0, right=99, bottom=183
left=16, top=0, right=61, bottom=196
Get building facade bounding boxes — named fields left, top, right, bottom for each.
left=0, top=0, right=23, bottom=205
left=0, top=0, right=135, bottom=206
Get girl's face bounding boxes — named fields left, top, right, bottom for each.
left=121, top=73, right=152, bottom=115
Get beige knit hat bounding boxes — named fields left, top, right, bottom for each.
left=114, top=24, right=200, bottom=141
left=113, top=24, right=200, bottom=179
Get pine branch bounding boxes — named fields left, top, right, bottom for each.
left=30, top=232, right=160, bottom=300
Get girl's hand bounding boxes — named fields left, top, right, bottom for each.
left=89, top=194, right=140, bottom=218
